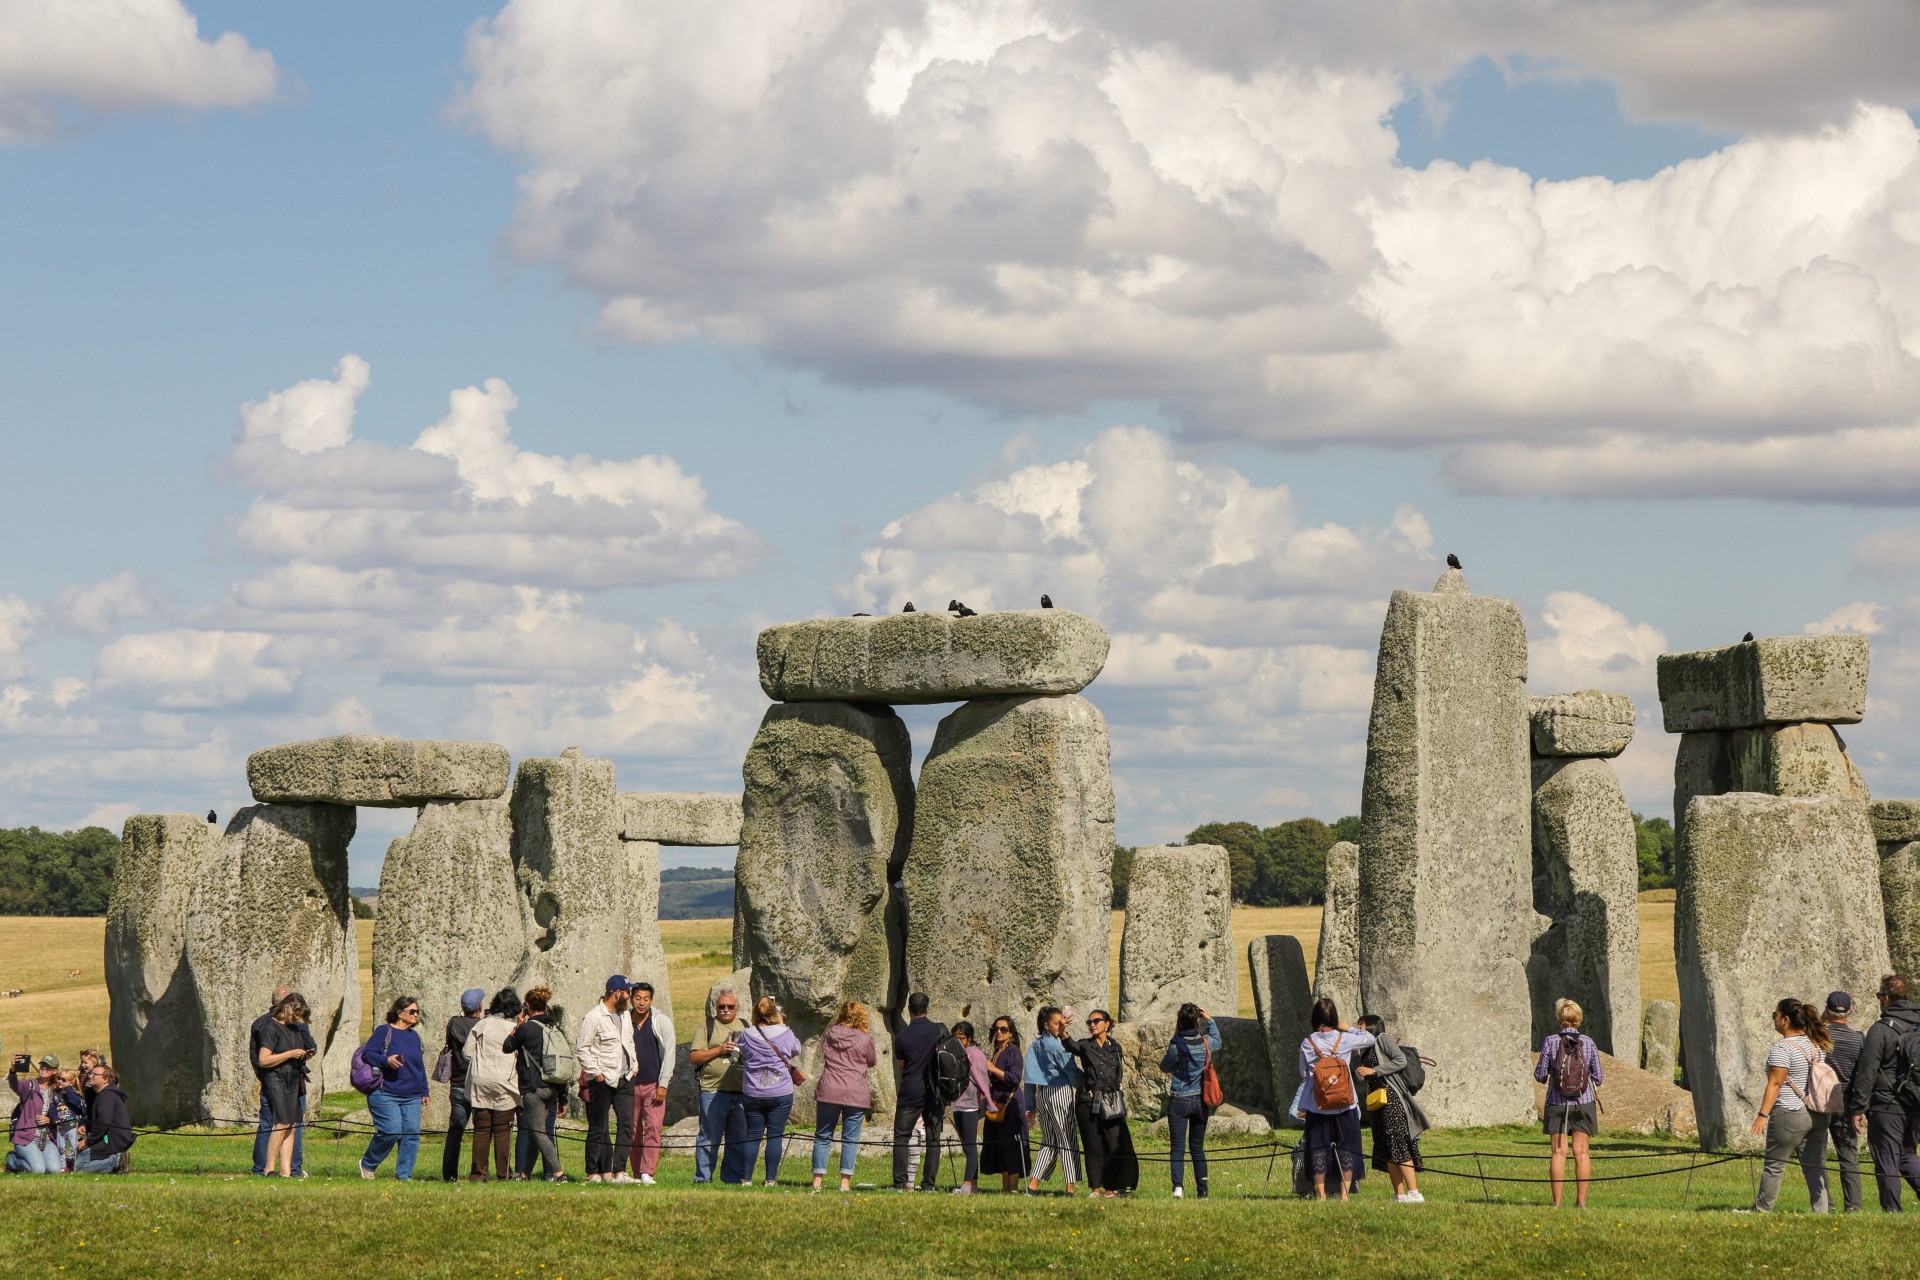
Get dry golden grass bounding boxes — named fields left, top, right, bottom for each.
left=4, top=893, right=1687, bottom=1064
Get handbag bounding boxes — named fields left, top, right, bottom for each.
left=431, top=1047, right=454, bottom=1085
left=756, top=1026, right=807, bottom=1086
left=1365, top=1087, right=1389, bottom=1111
left=351, top=1026, right=395, bottom=1096
left=1095, top=1088, right=1126, bottom=1121
left=1200, top=1040, right=1224, bottom=1108
left=1785, top=1041, right=1844, bottom=1114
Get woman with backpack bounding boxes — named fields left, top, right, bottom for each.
left=1746, top=998, right=1835, bottom=1214
left=1354, top=1013, right=1427, bottom=1203
left=980, top=1016, right=1030, bottom=1192
left=1298, top=997, right=1375, bottom=1200
left=1062, top=1009, right=1135, bottom=1197
left=729, top=996, right=806, bottom=1186
left=358, top=995, right=428, bottom=1181
left=503, top=987, right=569, bottom=1181
left=1534, top=998, right=1605, bottom=1208
left=1023, top=1006, right=1082, bottom=1195
left=1160, top=1003, right=1222, bottom=1199
left=462, top=988, right=523, bottom=1181
left=946, top=1021, right=997, bottom=1195
left=811, top=1000, right=877, bottom=1194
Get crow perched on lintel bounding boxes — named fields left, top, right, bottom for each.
left=206, top=810, right=217, bottom=824
left=1040, top=593, right=1054, bottom=609
left=1445, top=553, right=1462, bottom=570
left=902, top=602, right=915, bottom=613
left=949, top=599, right=978, bottom=617
left=1742, top=631, right=1755, bottom=642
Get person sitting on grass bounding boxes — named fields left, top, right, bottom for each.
left=6, top=1053, right=63, bottom=1175
left=73, top=1063, right=133, bottom=1174
left=1535, top=998, right=1604, bottom=1209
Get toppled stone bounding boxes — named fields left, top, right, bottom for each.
left=1112, top=1015, right=1272, bottom=1121
left=737, top=702, right=910, bottom=1119
left=187, top=803, right=358, bottom=1124
left=1675, top=794, right=1889, bottom=1150
left=372, top=798, right=525, bottom=1116
left=1884, top=841, right=1920, bottom=981
left=1313, top=840, right=1360, bottom=1017
left=1528, top=758, right=1641, bottom=1064
left=1642, top=999, right=1679, bottom=1083
left=1357, top=575, right=1536, bottom=1128
left=246, top=734, right=510, bottom=807
left=1673, top=723, right=1870, bottom=844
left=105, top=815, right=219, bottom=1128
left=1147, top=1111, right=1272, bottom=1137
left=617, top=792, right=743, bottom=846
left=904, top=694, right=1115, bottom=1023
left=758, top=609, right=1109, bottom=704
left=1657, top=634, right=1869, bottom=733
left=1869, top=800, right=1920, bottom=845
left=1529, top=691, right=1635, bottom=758
left=1118, top=844, right=1235, bottom=1023
left=1248, top=935, right=1313, bottom=1124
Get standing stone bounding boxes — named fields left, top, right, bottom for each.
left=105, top=815, right=219, bottom=1127
left=1642, top=999, right=1679, bottom=1082
left=247, top=734, right=510, bottom=806
left=1313, top=840, right=1360, bottom=1016
left=1883, top=840, right=1920, bottom=980
left=904, top=694, right=1115, bottom=1024
left=1673, top=723, right=1870, bottom=845
left=1529, top=757, right=1642, bottom=1063
left=1248, top=935, right=1313, bottom=1124
left=1118, top=844, right=1235, bottom=1023
left=373, top=797, right=525, bottom=1117
left=620, top=838, right=672, bottom=1012
left=1112, top=1015, right=1272, bottom=1121
left=1356, top=568, right=1536, bottom=1127
left=507, top=748, right=668, bottom=1032
left=187, top=803, right=357, bottom=1126
left=1675, top=794, right=1889, bottom=1150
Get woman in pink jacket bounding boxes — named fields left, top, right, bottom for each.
left=947, top=1021, right=996, bottom=1195
left=811, top=1000, right=878, bottom=1192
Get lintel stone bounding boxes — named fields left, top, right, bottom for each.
left=618, top=792, right=743, bottom=846
left=1657, top=635, right=1868, bottom=733
left=248, top=734, right=509, bottom=807
left=757, top=608, right=1108, bottom=704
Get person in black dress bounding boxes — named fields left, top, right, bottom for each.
left=255, top=992, right=312, bottom=1177
left=980, top=1016, right=1030, bottom=1191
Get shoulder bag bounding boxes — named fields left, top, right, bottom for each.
left=755, top=1026, right=807, bottom=1087
left=350, top=1026, right=395, bottom=1096
left=1200, top=1038, right=1224, bottom=1108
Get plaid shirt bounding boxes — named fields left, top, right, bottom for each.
left=1535, top=1030, right=1602, bottom=1106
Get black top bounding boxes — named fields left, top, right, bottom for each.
left=1061, top=1035, right=1124, bottom=1097
left=633, top=1012, right=664, bottom=1084
left=250, top=1013, right=314, bottom=1085
left=502, top=1016, right=561, bottom=1096
left=1826, top=1020, right=1866, bottom=1090
left=1847, top=1000, right=1920, bottom=1116
left=445, top=1015, right=479, bottom=1079
left=84, top=1085, right=134, bottom=1157
left=894, top=1018, right=948, bottom=1107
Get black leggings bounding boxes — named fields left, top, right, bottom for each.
left=953, top=1108, right=981, bottom=1183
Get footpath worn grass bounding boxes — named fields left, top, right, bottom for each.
left=0, top=1116, right=1903, bottom=1279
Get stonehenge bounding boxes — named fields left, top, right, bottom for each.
left=1641, top=999, right=1679, bottom=1082
left=246, top=734, right=510, bottom=807
left=1118, top=844, right=1235, bottom=1023
left=1356, top=567, right=1538, bottom=1127
left=757, top=608, right=1109, bottom=703
left=1871, top=802, right=1920, bottom=981
left=619, top=791, right=742, bottom=846
left=1247, top=934, right=1313, bottom=1123
left=1526, top=694, right=1641, bottom=1063
left=1312, top=839, right=1360, bottom=1017
left=1657, top=634, right=1868, bottom=734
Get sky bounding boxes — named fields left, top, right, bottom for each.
left=4, top=0, right=1920, bottom=885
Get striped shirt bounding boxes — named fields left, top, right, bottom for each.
left=1764, top=1035, right=1823, bottom=1112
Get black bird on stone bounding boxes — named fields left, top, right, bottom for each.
left=852, top=612, right=871, bottom=617
left=1040, top=593, right=1054, bottom=609
left=206, top=810, right=217, bottom=825
left=1742, top=631, right=1755, bottom=642
left=949, top=599, right=978, bottom=617
left=1446, top=553, right=1462, bottom=570
left=902, top=602, right=915, bottom=613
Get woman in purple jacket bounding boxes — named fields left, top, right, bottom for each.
left=727, top=996, right=806, bottom=1186
left=811, top=1000, right=877, bottom=1193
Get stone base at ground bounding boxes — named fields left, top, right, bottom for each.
left=1118, top=844, right=1235, bottom=1023
left=1527, top=1050, right=1696, bottom=1139
left=246, top=734, right=510, bottom=806
left=1248, top=935, right=1313, bottom=1126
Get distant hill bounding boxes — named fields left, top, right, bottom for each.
left=660, top=871, right=733, bottom=920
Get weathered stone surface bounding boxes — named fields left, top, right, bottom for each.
left=1526, top=1049, right=1695, bottom=1138
left=758, top=609, right=1109, bottom=704
left=904, top=694, right=1115, bottom=1024
left=1675, top=794, right=1889, bottom=1150
left=507, top=748, right=671, bottom=1033
left=1528, top=757, right=1641, bottom=1064
left=617, top=791, right=742, bottom=846
left=1884, top=840, right=1920, bottom=980
left=372, top=797, right=525, bottom=1117
left=1673, top=723, right=1870, bottom=845
left=1112, top=1015, right=1272, bottom=1122
left=1118, top=844, right=1235, bottom=1023
left=246, top=734, right=510, bottom=807
left=1658, top=634, right=1869, bottom=733
left=1642, top=999, right=1679, bottom=1082
left=1248, top=935, right=1313, bottom=1126
left=1313, top=840, right=1360, bottom=1016
left=736, top=702, right=910, bottom=1119
left=1869, top=800, right=1920, bottom=845
left=1529, top=691, right=1635, bottom=758
left=106, top=815, right=218, bottom=1127
left=187, top=803, right=357, bottom=1125
left=1357, top=575, right=1535, bottom=1127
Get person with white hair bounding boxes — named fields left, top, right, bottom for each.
left=688, top=982, right=747, bottom=1184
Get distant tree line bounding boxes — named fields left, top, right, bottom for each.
left=1634, top=813, right=1675, bottom=891
left=0, top=826, right=119, bottom=916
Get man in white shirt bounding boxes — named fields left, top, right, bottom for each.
left=577, top=975, right=640, bottom=1183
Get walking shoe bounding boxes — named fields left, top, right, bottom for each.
left=358, top=1162, right=375, bottom=1181
left=639, top=1173, right=656, bottom=1186
left=1172, top=1185, right=1184, bottom=1199
left=1405, top=1191, right=1425, bottom=1203
left=546, top=1173, right=571, bottom=1183
left=610, top=1172, right=636, bottom=1184
left=953, top=1185, right=975, bottom=1196
left=585, top=1173, right=603, bottom=1183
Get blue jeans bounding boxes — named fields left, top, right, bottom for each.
left=361, top=1091, right=422, bottom=1180
left=696, top=1090, right=742, bottom=1183
left=74, top=1147, right=121, bottom=1174
left=1167, top=1095, right=1208, bottom=1192
left=726, top=1093, right=793, bottom=1185
left=252, top=1093, right=304, bottom=1174
left=7, top=1140, right=63, bottom=1174
left=812, top=1101, right=865, bottom=1178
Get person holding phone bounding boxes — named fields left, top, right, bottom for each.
left=689, top=983, right=748, bottom=1185
left=358, top=995, right=429, bottom=1181
left=1023, top=1006, right=1082, bottom=1195
left=256, top=992, right=313, bottom=1178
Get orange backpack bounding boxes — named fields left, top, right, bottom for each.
left=1309, top=1032, right=1354, bottom=1110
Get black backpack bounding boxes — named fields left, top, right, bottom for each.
left=1399, top=1044, right=1427, bottom=1095
left=927, top=1030, right=969, bottom=1108
left=1892, top=1017, right=1920, bottom=1113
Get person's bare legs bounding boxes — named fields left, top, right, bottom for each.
left=1312, top=1172, right=1327, bottom=1200
left=1397, top=1162, right=1420, bottom=1198
left=267, top=1123, right=294, bottom=1176
left=1549, top=1132, right=1568, bottom=1207
left=1572, top=1131, right=1592, bottom=1208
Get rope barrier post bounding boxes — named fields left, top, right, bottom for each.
left=1681, top=1151, right=1696, bottom=1209
left=1472, top=1152, right=1491, bottom=1204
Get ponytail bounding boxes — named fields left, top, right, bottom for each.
left=1775, top=997, right=1832, bottom=1052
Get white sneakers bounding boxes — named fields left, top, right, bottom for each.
left=639, top=1173, right=656, bottom=1186
left=610, top=1172, right=637, bottom=1184
left=1172, top=1185, right=1184, bottom=1199
left=357, top=1162, right=375, bottom=1181
left=1394, top=1190, right=1427, bottom=1203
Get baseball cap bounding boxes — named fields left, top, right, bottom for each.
left=605, top=974, right=631, bottom=992
left=1826, top=990, right=1853, bottom=1014
left=37, top=1054, right=59, bottom=1070
left=460, top=988, right=486, bottom=1013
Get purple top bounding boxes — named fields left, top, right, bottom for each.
left=738, top=1023, right=805, bottom=1099
left=1535, top=1030, right=1603, bottom=1106
left=814, top=1024, right=877, bottom=1109
left=8, top=1073, right=50, bottom=1146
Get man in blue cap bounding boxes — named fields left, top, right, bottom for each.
left=577, top=975, right=639, bottom=1182
left=440, top=987, right=486, bottom=1182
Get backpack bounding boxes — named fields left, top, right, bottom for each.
left=1886, top=1016, right=1920, bottom=1113
left=1309, top=1032, right=1355, bottom=1111
left=538, top=1019, right=577, bottom=1088
left=927, top=1030, right=969, bottom=1108
left=1398, top=1045, right=1427, bottom=1095
left=1552, top=1031, right=1590, bottom=1097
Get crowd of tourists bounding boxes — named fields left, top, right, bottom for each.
left=5, top=1046, right=135, bottom=1174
